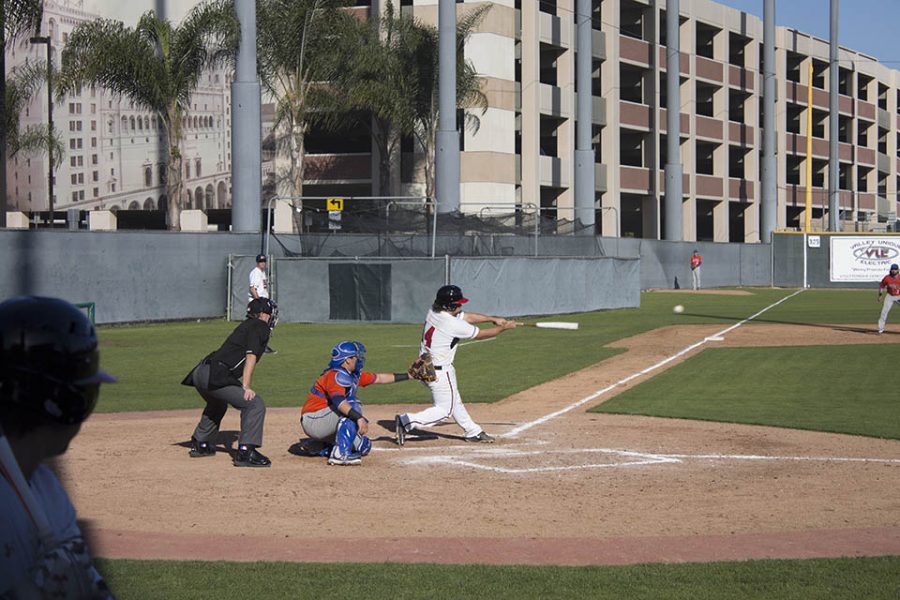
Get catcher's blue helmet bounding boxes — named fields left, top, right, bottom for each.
left=329, top=341, right=366, bottom=372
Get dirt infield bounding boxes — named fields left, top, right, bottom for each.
left=61, top=323, right=900, bottom=566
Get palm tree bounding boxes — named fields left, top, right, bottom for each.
left=1, top=0, right=43, bottom=221
left=333, top=3, right=489, bottom=200
left=56, top=1, right=238, bottom=230
left=408, top=6, right=489, bottom=201
left=257, top=0, right=354, bottom=199
left=332, top=1, right=420, bottom=197
left=5, top=58, right=63, bottom=162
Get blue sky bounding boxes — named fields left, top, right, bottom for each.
left=715, top=0, right=900, bottom=65
left=85, top=0, right=900, bottom=66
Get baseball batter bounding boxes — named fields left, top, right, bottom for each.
left=394, top=285, right=516, bottom=445
left=877, top=263, right=900, bottom=333
left=300, top=341, right=410, bottom=465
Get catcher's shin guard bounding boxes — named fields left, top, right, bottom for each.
left=334, top=416, right=359, bottom=459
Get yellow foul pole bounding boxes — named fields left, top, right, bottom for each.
left=805, top=61, right=813, bottom=232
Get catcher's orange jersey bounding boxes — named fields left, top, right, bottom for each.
left=302, top=370, right=376, bottom=414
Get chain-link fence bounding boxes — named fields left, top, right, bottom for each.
left=264, top=196, right=604, bottom=258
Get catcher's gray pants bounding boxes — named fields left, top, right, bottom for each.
left=190, top=363, right=266, bottom=448
left=300, top=406, right=340, bottom=442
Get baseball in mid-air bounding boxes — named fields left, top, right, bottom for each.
left=673, top=304, right=685, bottom=314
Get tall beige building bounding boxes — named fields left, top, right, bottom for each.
left=303, top=0, right=900, bottom=241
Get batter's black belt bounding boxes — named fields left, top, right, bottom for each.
left=434, top=365, right=444, bottom=371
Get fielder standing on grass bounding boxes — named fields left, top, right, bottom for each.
left=877, top=263, right=900, bottom=334
left=248, top=254, right=276, bottom=354
left=182, top=298, right=276, bottom=467
left=690, top=249, right=703, bottom=290
left=395, top=285, right=517, bottom=445
left=0, top=296, right=117, bottom=598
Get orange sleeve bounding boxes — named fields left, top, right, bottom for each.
left=358, top=372, right=377, bottom=387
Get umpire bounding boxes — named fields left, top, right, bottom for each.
left=182, top=298, right=276, bottom=467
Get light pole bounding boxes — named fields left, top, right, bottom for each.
left=29, top=36, right=53, bottom=224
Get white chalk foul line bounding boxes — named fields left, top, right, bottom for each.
left=398, top=446, right=900, bottom=475
left=504, top=289, right=807, bottom=438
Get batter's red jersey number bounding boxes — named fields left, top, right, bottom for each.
left=423, top=325, right=435, bottom=349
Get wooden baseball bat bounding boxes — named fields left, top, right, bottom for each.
left=0, top=428, right=57, bottom=548
left=517, top=321, right=579, bottom=330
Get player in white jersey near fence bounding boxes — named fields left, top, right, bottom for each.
left=394, top=285, right=517, bottom=444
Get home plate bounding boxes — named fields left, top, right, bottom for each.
left=705, top=336, right=725, bottom=342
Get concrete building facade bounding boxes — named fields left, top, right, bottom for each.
left=5, top=0, right=235, bottom=217
left=302, top=0, right=900, bottom=240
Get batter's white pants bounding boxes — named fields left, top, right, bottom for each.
left=403, top=364, right=483, bottom=438
left=878, top=294, right=900, bottom=332
left=692, top=267, right=701, bottom=290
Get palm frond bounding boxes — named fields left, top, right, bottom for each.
left=3, top=0, right=42, bottom=46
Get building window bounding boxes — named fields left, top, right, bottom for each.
left=145, top=166, right=153, bottom=187
left=195, top=158, right=202, bottom=178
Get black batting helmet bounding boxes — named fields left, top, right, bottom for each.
left=435, top=285, right=469, bottom=309
left=0, top=296, right=115, bottom=426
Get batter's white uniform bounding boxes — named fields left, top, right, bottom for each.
left=248, top=266, right=269, bottom=301
left=403, top=309, right=484, bottom=438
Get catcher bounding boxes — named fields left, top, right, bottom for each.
left=395, top=284, right=516, bottom=445
left=299, top=341, right=411, bottom=465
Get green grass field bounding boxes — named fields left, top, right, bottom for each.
left=96, top=287, right=883, bottom=413
left=90, top=288, right=899, bottom=597
left=95, top=556, right=900, bottom=600
left=592, top=344, right=900, bottom=439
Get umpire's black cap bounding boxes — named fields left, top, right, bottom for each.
left=255, top=254, right=267, bottom=263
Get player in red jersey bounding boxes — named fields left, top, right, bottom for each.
left=877, top=263, right=900, bottom=334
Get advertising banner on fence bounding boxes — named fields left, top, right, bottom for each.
left=830, top=236, right=900, bottom=282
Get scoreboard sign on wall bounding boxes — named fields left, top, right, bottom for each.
left=830, top=236, right=900, bottom=282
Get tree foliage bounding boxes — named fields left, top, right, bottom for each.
left=5, top=59, right=63, bottom=163
left=56, top=1, right=238, bottom=229
left=256, top=0, right=355, bottom=199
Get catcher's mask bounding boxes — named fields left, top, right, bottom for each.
left=247, top=298, right=278, bottom=329
left=330, top=341, right=366, bottom=373
left=435, top=285, right=469, bottom=310
left=0, top=296, right=116, bottom=426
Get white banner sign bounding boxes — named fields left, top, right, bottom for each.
left=830, top=236, right=900, bottom=282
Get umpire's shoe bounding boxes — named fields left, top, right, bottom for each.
left=465, top=431, right=495, bottom=443
left=233, top=446, right=272, bottom=467
left=394, top=414, right=406, bottom=447
left=189, top=437, right=215, bottom=458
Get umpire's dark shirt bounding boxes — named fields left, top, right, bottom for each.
left=210, top=317, right=271, bottom=380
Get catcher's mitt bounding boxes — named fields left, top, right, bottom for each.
left=408, top=352, right=437, bottom=383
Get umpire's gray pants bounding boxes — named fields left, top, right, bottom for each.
left=190, top=363, right=266, bottom=447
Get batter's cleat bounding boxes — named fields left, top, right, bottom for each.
left=394, top=414, right=406, bottom=447
left=327, top=453, right=362, bottom=466
left=465, top=431, right=496, bottom=443
left=233, top=447, right=272, bottom=467
left=264, top=345, right=277, bottom=354
left=189, top=437, right=215, bottom=458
